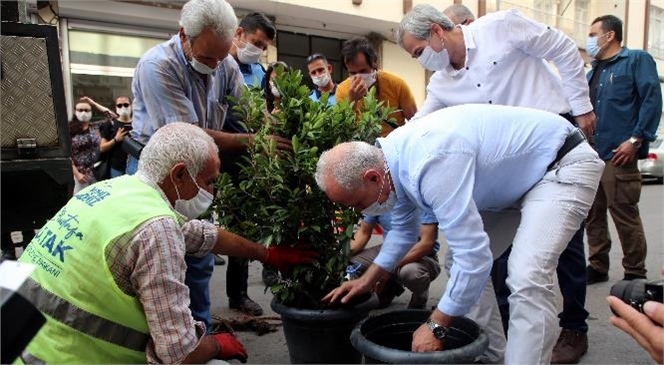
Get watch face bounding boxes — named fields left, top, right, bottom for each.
left=433, top=326, right=447, bottom=340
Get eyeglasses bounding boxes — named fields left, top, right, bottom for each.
left=75, top=109, right=91, bottom=112
left=116, top=103, right=130, bottom=108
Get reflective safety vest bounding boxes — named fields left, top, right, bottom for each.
left=18, top=176, right=179, bottom=363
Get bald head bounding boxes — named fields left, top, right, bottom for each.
left=316, top=141, right=384, bottom=193
left=443, top=4, right=476, bottom=25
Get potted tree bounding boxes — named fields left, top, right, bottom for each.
left=214, top=67, right=395, bottom=363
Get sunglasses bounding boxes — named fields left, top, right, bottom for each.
left=76, top=109, right=91, bottom=112
left=116, top=103, right=131, bottom=108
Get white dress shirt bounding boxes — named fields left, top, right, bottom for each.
left=373, top=104, right=575, bottom=316
left=414, top=9, right=592, bottom=119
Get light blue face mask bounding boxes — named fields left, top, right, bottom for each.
left=585, top=33, right=607, bottom=58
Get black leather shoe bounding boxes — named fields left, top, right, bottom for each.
left=213, top=254, right=226, bottom=266
left=586, top=265, right=608, bottom=285
left=229, top=294, right=263, bottom=316
left=623, top=273, right=647, bottom=281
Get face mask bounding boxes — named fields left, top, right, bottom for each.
left=190, top=58, right=216, bottom=75
left=585, top=34, right=607, bottom=58
left=173, top=168, right=214, bottom=220
left=236, top=41, right=263, bottom=64
left=362, top=168, right=397, bottom=216
left=75, top=111, right=92, bottom=122
left=357, top=71, right=377, bottom=88
left=312, top=72, right=331, bottom=88
left=116, top=107, right=132, bottom=118
left=270, top=82, right=281, bottom=98
left=418, top=44, right=450, bottom=71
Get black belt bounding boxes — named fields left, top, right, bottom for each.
left=548, top=129, right=586, bottom=170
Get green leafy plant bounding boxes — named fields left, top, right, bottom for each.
left=214, top=67, right=395, bottom=309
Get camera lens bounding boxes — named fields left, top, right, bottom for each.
left=610, top=279, right=648, bottom=313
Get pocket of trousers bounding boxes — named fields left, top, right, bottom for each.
left=614, top=172, right=642, bottom=205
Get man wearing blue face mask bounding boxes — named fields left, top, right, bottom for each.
left=584, top=15, right=661, bottom=287
left=129, top=0, right=291, bottom=335
left=335, top=37, right=418, bottom=137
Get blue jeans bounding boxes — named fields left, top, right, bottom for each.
left=185, top=254, right=215, bottom=331
left=126, top=155, right=139, bottom=175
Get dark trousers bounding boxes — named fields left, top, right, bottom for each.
left=226, top=256, right=250, bottom=298
left=493, top=224, right=589, bottom=335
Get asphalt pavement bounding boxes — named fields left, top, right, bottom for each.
left=209, top=184, right=663, bottom=364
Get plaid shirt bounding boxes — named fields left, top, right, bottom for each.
left=106, top=172, right=217, bottom=363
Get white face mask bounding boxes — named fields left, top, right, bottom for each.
left=116, top=107, right=132, bottom=118
left=270, top=82, right=281, bottom=98
left=312, top=72, right=331, bottom=88
left=361, top=168, right=397, bottom=216
left=418, top=45, right=450, bottom=71
left=357, top=71, right=377, bottom=88
left=173, top=168, right=214, bottom=220
left=236, top=41, right=263, bottom=65
left=75, top=111, right=92, bottom=122
left=190, top=58, right=216, bottom=75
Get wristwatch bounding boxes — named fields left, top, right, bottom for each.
left=426, top=318, right=449, bottom=340
left=629, top=137, right=642, bottom=148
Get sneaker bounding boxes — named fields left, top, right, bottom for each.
left=229, top=294, right=263, bottom=316
left=213, top=254, right=226, bottom=265
left=586, top=265, right=608, bottom=285
left=551, top=329, right=588, bottom=364
left=623, top=273, right=647, bottom=281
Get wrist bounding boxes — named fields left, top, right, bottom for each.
left=629, top=137, right=642, bottom=148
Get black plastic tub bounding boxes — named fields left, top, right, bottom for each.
left=350, top=309, right=489, bottom=364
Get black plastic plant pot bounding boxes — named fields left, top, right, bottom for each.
left=350, top=309, right=489, bottom=364
left=271, top=298, right=372, bottom=364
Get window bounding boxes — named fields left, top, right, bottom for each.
left=277, top=31, right=344, bottom=89
left=573, top=0, right=590, bottom=44
left=533, top=0, right=555, bottom=25
left=68, top=28, right=166, bottom=120
left=648, top=4, right=664, bottom=59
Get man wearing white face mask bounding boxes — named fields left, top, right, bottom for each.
left=335, top=37, right=417, bottom=137
left=316, top=104, right=604, bottom=365
left=307, top=53, right=337, bottom=106
left=229, top=12, right=275, bottom=89
left=398, top=5, right=599, bottom=363
left=18, top=122, right=315, bottom=364
left=130, top=0, right=292, bottom=335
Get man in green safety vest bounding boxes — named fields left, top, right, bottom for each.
left=18, top=122, right=315, bottom=364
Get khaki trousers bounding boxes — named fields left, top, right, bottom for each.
left=586, top=159, right=647, bottom=276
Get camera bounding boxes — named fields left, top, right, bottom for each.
left=610, top=278, right=663, bottom=314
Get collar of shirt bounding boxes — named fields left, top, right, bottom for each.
left=441, top=25, right=474, bottom=77
left=590, top=46, right=628, bottom=67
left=134, top=171, right=188, bottom=225
left=314, top=84, right=337, bottom=98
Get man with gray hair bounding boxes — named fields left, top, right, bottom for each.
left=18, top=122, right=314, bottom=364
left=398, top=5, right=597, bottom=363
left=130, top=0, right=289, bottom=324
left=442, top=4, right=475, bottom=25
left=317, top=104, right=604, bottom=365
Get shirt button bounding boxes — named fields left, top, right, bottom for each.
left=493, top=61, right=497, bottom=65
left=489, top=100, right=493, bottom=104
left=466, top=66, right=469, bottom=70
left=477, top=84, right=481, bottom=87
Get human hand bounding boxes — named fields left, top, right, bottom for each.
left=608, top=296, right=664, bottom=364
left=263, top=245, right=317, bottom=271
left=611, top=140, right=639, bottom=167
left=211, top=333, right=248, bottom=363
left=348, top=75, right=368, bottom=102
left=75, top=171, right=89, bottom=183
left=321, top=277, right=372, bottom=305
left=412, top=322, right=445, bottom=352
left=574, top=111, right=595, bottom=139
left=114, top=127, right=129, bottom=142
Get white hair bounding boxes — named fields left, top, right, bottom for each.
left=443, top=4, right=476, bottom=25
left=315, top=141, right=384, bottom=193
left=397, top=4, right=455, bottom=47
left=179, top=0, right=238, bottom=40
left=138, top=122, right=218, bottom=184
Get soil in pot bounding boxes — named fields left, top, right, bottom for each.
left=350, top=309, right=489, bottom=364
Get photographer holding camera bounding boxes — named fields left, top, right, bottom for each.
left=608, top=268, right=664, bottom=364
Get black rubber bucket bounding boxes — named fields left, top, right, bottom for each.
left=350, top=309, right=489, bottom=364
left=271, top=299, right=371, bottom=364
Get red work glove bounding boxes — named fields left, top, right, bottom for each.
left=211, top=333, right=248, bottom=363
left=263, top=245, right=317, bottom=271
